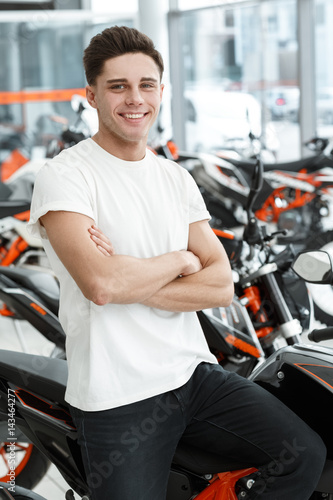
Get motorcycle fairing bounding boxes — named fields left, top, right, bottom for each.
left=293, top=363, right=333, bottom=390
left=14, top=388, right=75, bottom=430
left=0, top=267, right=60, bottom=315
left=198, top=304, right=265, bottom=377
left=250, top=344, right=333, bottom=493
left=191, top=161, right=250, bottom=208
left=198, top=300, right=264, bottom=360
left=0, top=270, right=65, bottom=349
left=250, top=344, right=333, bottom=459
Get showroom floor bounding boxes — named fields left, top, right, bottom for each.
left=0, top=313, right=332, bottom=499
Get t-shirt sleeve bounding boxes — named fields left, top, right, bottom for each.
left=27, top=160, right=95, bottom=240
left=187, top=170, right=211, bottom=224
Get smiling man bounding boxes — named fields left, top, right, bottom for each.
left=86, top=52, right=163, bottom=160
left=27, top=26, right=325, bottom=500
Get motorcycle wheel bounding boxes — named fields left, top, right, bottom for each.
left=303, top=229, right=333, bottom=326
left=0, top=481, right=47, bottom=499
left=0, top=442, right=50, bottom=490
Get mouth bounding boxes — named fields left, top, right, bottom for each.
left=121, top=113, right=147, bottom=120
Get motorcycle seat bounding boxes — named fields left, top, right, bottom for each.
left=0, top=266, right=59, bottom=315
left=0, top=199, right=31, bottom=218
left=0, top=178, right=32, bottom=218
left=229, top=154, right=328, bottom=175
left=0, top=349, right=67, bottom=405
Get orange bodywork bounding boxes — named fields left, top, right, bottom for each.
left=196, top=468, right=258, bottom=500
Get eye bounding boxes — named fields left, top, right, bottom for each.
left=110, top=84, right=125, bottom=91
left=141, top=82, right=156, bottom=89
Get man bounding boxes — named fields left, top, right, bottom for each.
left=28, top=26, right=325, bottom=500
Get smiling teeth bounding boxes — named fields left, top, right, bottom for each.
left=125, top=113, right=144, bottom=118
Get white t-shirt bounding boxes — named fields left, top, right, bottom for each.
left=28, top=138, right=217, bottom=411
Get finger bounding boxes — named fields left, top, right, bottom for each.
left=89, top=225, right=108, bottom=239
left=90, top=233, right=114, bottom=252
left=91, top=234, right=114, bottom=255
left=96, top=244, right=112, bottom=256
left=89, top=226, right=114, bottom=250
left=89, top=226, right=113, bottom=246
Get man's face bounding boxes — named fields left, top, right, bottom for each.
left=86, top=52, right=164, bottom=157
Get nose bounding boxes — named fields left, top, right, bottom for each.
left=125, top=87, right=144, bottom=106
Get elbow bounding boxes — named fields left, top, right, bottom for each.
left=81, top=276, right=112, bottom=306
left=90, top=291, right=110, bottom=307
left=82, top=274, right=132, bottom=306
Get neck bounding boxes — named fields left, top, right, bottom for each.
left=92, top=133, right=147, bottom=162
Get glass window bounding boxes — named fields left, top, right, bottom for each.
left=315, top=0, right=333, bottom=137
left=91, top=0, right=137, bottom=13
left=173, top=0, right=300, bottom=161
left=178, top=0, right=248, bottom=10
left=0, top=17, right=133, bottom=162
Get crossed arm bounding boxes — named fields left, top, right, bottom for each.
left=40, top=211, right=234, bottom=312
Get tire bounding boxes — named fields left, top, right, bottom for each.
left=303, top=229, right=333, bottom=325
left=0, top=481, right=47, bottom=499
left=0, top=442, right=50, bottom=490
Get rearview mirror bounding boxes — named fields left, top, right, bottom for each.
left=292, top=250, right=333, bottom=284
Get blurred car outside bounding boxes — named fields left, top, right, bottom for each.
left=184, top=86, right=279, bottom=160
left=265, top=86, right=300, bottom=122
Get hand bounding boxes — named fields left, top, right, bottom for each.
left=89, top=225, right=114, bottom=256
left=180, top=250, right=202, bottom=276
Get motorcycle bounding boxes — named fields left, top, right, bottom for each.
left=206, top=154, right=312, bottom=366
left=249, top=248, right=333, bottom=500
left=186, top=137, right=333, bottom=238
left=0, top=151, right=44, bottom=268
left=0, top=94, right=94, bottom=269
left=0, top=168, right=63, bottom=490
left=174, top=136, right=333, bottom=325
left=0, top=150, right=323, bottom=498
left=0, top=263, right=64, bottom=490
left=0, top=145, right=65, bottom=490
left=42, top=95, right=96, bottom=160
left=0, top=249, right=330, bottom=499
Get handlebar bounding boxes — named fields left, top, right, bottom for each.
left=308, top=327, right=333, bottom=343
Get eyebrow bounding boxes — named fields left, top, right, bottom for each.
left=106, top=77, right=159, bottom=84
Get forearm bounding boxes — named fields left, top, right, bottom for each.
left=141, top=262, right=234, bottom=312
left=40, top=212, right=202, bottom=307
left=89, top=220, right=234, bottom=310
left=77, top=251, right=194, bottom=306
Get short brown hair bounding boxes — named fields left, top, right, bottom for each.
left=83, top=25, right=164, bottom=86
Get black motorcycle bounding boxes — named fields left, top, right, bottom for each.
left=0, top=156, right=329, bottom=499
left=0, top=249, right=331, bottom=499
left=179, top=136, right=333, bottom=326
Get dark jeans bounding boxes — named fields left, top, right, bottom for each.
left=70, top=362, right=326, bottom=500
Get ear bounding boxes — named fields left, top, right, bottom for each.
left=160, top=83, right=165, bottom=101
left=86, top=85, right=97, bottom=109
